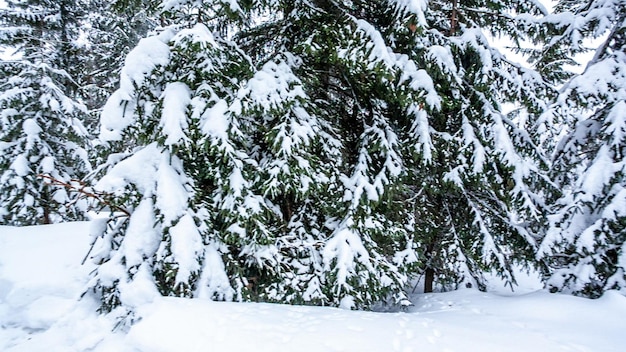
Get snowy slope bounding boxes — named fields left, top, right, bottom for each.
left=1, top=222, right=625, bottom=351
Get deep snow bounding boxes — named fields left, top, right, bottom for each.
left=1, top=222, right=625, bottom=351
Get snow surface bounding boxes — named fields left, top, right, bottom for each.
left=1, top=222, right=626, bottom=351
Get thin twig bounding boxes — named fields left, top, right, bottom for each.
left=38, top=174, right=131, bottom=217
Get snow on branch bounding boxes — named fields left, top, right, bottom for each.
left=238, top=56, right=306, bottom=112
left=160, top=82, right=192, bottom=146
left=388, top=0, right=427, bottom=27
left=119, top=31, right=174, bottom=100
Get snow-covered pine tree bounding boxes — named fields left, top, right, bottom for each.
left=538, top=0, right=626, bottom=298
left=224, top=52, right=338, bottom=305
left=236, top=1, right=421, bottom=308
left=86, top=0, right=257, bottom=315
left=0, top=0, right=91, bottom=225
left=389, top=0, right=554, bottom=292
left=310, top=3, right=418, bottom=308
left=233, top=0, right=553, bottom=305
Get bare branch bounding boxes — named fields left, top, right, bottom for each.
left=38, top=174, right=131, bottom=217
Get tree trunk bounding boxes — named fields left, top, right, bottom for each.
left=424, top=267, right=435, bottom=293
left=42, top=189, right=51, bottom=225
left=42, top=205, right=51, bottom=225
left=424, top=240, right=436, bottom=293
left=450, top=0, right=458, bottom=35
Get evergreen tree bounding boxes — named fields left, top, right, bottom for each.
left=538, top=0, right=626, bottom=297
left=295, top=0, right=553, bottom=297
left=241, top=1, right=415, bottom=308
left=0, top=0, right=91, bottom=225
left=87, top=2, right=249, bottom=315
left=395, top=0, right=554, bottom=292
left=87, top=0, right=553, bottom=316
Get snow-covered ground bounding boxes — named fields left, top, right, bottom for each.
left=1, top=222, right=625, bottom=351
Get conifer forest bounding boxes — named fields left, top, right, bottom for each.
left=1, top=0, right=625, bottom=318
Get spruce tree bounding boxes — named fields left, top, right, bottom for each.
left=0, top=0, right=91, bottom=225
left=87, top=0, right=251, bottom=315
left=244, top=1, right=415, bottom=308
left=538, top=0, right=626, bottom=297
left=87, top=0, right=554, bottom=316
left=395, top=0, right=554, bottom=292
